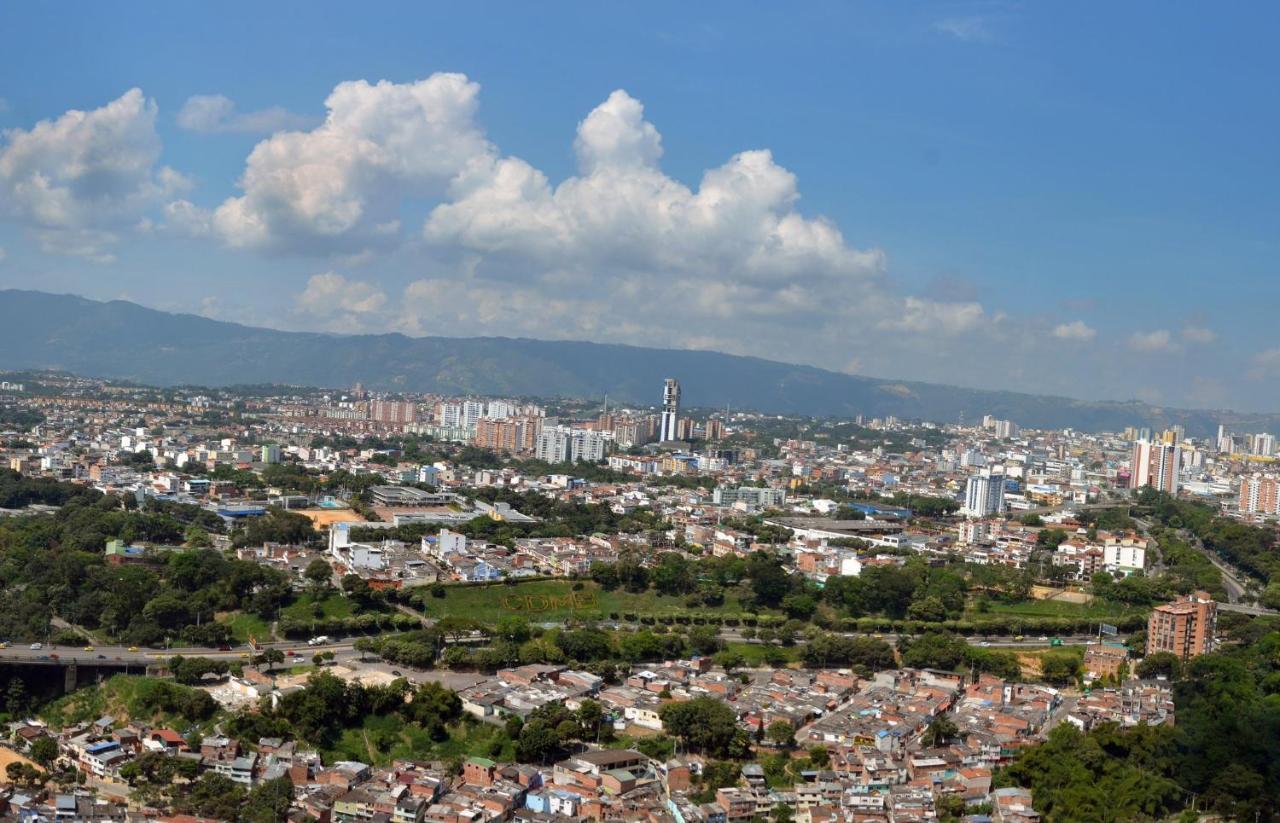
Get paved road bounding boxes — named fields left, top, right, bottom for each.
left=0, top=639, right=356, bottom=667
left=1175, top=527, right=1254, bottom=604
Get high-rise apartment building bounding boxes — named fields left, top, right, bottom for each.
left=485, top=400, right=515, bottom=420
left=962, top=470, right=1005, bottom=517
left=1239, top=474, right=1280, bottom=516
left=473, top=417, right=542, bottom=454
left=660, top=378, right=681, bottom=442
left=1146, top=591, right=1217, bottom=661
left=368, top=399, right=418, bottom=424
left=535, top=426, right=608, bottom=464
left=1129, top=439, right=1180, bottom=494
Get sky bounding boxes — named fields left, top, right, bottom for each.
left=2, top=2, right=1280, bottom=411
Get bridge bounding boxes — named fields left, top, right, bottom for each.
left=0, top=640, right=356, bottom=693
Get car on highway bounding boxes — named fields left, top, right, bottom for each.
left=392, top=670, right=402, bottom=676
left=29, top=642, right=41, bottom=650
left=218, top=645, right=232, bottom=651
left=83, top=646, right=94, bottom=652
left=286, top=650, right=296, bottom=656
left=128, top=646, right=139, bottom=652
left=96, top=654, right=106, bottom=659
left=239, top=653, right=250, bottom=659
left=0, top=641, right=8, bottom=649
left=49, top=653, right=58, bottom=660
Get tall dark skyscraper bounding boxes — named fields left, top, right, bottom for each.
left=660, top=377, right=681, bottom=441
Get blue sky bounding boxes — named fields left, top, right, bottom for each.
left=2, top=2, right=1279, bottom=410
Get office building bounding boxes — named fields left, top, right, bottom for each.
left=1252, top=432, right=1276, bottom=457
left=1146, top=592, right=1217, bottom=661
left=659, top=378, right=681, bottom=442
left=1129, top=438, right=1180, bottom=494
left=962, top=470, right=1005, bottom=517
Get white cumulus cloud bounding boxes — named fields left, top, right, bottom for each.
left=425, top=89, right=885, bottom=285
left=253, top=76, right=992, bottom=379
left=1181, top=325, right=1216, bottom=344
left=1129, top=329, right=1174, bottom=352
left=213, top=74, right=493, bottom=252
left=1052, top=320, right=1097, bottom=341
left=177, top=94, right=313, bottom=135
left=0, top=89, right=188, bottom=258
left=296, top=272, right=388, bottom=319
left=880, top=297, right=986, bottom=335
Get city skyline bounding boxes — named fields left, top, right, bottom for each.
left=3, top=4, right=1280, bottom=410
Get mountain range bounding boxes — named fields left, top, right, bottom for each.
left=0, top=289, right=1268, bottom=435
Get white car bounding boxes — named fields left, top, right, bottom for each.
left=29, top=642, right=42, bottom=650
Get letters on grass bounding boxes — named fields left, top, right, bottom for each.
left=500, top=591, right=599, bottom=612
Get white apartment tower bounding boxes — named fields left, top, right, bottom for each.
left=963, top=470, right=1005, bottom=517
left=1129, top=438, right=1181, bottom=494
left=660, top=378, right=681, bottom=442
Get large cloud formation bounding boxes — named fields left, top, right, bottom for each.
left=425, top=90, right=884, bottom=285
left=213, top=74, right=492, bottom=252
left=199, top=73, right=995, bottom=373
left=0, top=88, right=187, bottom=260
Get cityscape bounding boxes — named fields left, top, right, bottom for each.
left=2, top=3, right=1280, bottom=822
left=0, top=368, right=1274, bottom=821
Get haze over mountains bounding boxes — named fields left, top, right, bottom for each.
left=0, top=289, right=1267, bottom=435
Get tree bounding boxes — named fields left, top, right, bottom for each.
left=5, top=677, right=28, bottom=717
left=241, top=776, right=294, bottom=823
left=257, top=648, right=285, bottom=673
left=1039, top=653, right=1082, bottom=686
left=921, top=715, right=959, bottom=748
left=184, top=525, right=212, bottom=548
left=766, top=720, right=796, bottom=748
left=687, top=625, right=723, bottom=656
left=659, top=696, right=739, bottom=757
left=28, top=737, right=57, bottom=768
left=1135, top=652, right=1182, bottom=680
left=304, top=558, right=333, bottom=592
left=576, top=699, right=605, bottom=742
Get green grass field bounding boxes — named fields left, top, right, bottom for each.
left=416, top=579, right=751, bottom=623
left=281, top=591, right=358, bottom=621
left=222, top=612, right=274, bottom=643
left=324, top=715, right=513, bottom=766
left=721, top=641, right=800, bottom=666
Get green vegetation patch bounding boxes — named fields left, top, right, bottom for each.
left=416, top=579, right=749, bottom=623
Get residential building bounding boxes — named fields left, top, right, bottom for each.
left=1129, top=438, right=1180, bottom=494
left=712, top=486, right=786, bottom=508
left=1146, top=591, right=1217, bottom=661
left=535, top=426, right=608, bottom=464
left=1239, top=474, right=1280, bottom=516
left=963, top=470, right=1005, bottom=517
